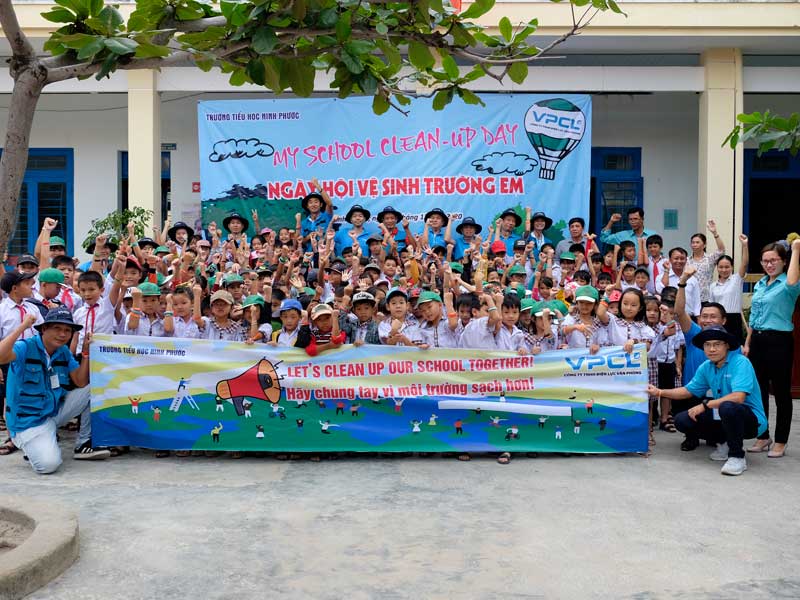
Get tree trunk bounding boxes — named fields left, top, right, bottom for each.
left=0, top=62, right=46, bottom=256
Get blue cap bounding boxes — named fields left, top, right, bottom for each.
left=279, top=299, right=303, bottom=313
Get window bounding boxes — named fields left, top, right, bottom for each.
left=590, top=147, right=643, bottom=241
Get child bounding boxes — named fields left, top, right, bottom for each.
left=459, top=293, right=500, bottom=349
left=518, top=297, right=533, bottom=333
left=617, top=263, right=637, bottom=291
left=125, top=282, right=169, bottom=337
left=35, top=268, right=66, bottom=314
left=417, top=290, right=460, bottom=348
left=306, top=303, right=345, bottom=356
left=197, top=290, right=245, bottom=341
left=242, top=294, right=268, bottom=344
left=379, top=287, right=424, bottom=346
left=0, top=271, right=43, bottom=340
left=269, top=299, right=312, bottom=348
left=340, top=291, right=380, bottom=345
left=632, top=267, right=652, bottom=296
left=51, top=255, right=82, bottom=311
left=597, top=288, right=655, bottom=354
left=526, top=302, right=559, bottom=354
left=619, top=240, right=637, bottom=265
left=494, top=293, right=529, bottom=355
left=167, top=285, right=204, bottom=339
left=641, top=234, right=665, bottom=293
left=71, top=271, right=118, bottom=355
left=560, top=286, right=605, bottom=353
left=651, top=300, right=684, bottom=434
left=596, top=272, right=612, bottom=296
left=645, top=295, right=662, bottom=436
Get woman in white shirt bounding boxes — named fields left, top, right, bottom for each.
left=709, top=233, right=749, bottom=344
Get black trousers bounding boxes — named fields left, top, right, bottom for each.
left=750, top=330, right=794, bottom=444
left=674, top=401, right=759, bottom=458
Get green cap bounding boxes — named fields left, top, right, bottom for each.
left=38, top=268, right=64, bottom=284
left=49, top=236, right=66, bottom=248
left=302, top=287, right=316, bottom=297
left=416, top=291, right=442, bottom=305
left=138, top=282, right=161, bottom=296
left=520, top=298, right=535, bottom=313
left=532, top=301, right=550, bottom=317
left=223, top=274, right=244, bottom=286
left=559, top=252, right=576, bottom=262
left=242, top=294, right=266, bottom=308
left=574, top=285, right=599, bottom=303
left=449, top=262, right=464, bottom=274
left=155, top=246, right=170, bottom=254
left=505, top=285, right=526, bottom=300
left=507, top=264, right=526, bottom=277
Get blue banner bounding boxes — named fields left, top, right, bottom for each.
left=197, top=95, right=591, bottom=238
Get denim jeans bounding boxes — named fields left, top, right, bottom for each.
left=11, top=387, right=92, bottom=474
left=674, top=400, right=759, bottom=458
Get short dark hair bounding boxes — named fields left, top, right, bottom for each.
left=700, top=301, right=727, bottom=319
left=646, top=234, right=663, bottom=248
left=591, top=252, right=603, bottom=263
left=501, top=294, right=521, bottom=310
left=761, top=242, right=788, bottom=262
left=568, top=217, right=585, bottom=228
left=620, top=288, right=647, bottom=321
left=540, top=243, right=555, bottom=254
left=619, top=240, right=635, bottom=251
left=539, top=276, right=554, bottom=288
left=51, top=255, right=74, bottom=269
left=717, top=254, right=734, bottom=267
left=627, top=207, right=644, bottom=218
left=77, top=271, right=103, bottom=287
left=173, top=285, right=194, bottom=302
left=597, top=272, right=612, bottom=283
left=569, top=243, right=585, bottom=254
left=574, top=270, right=591, bottom=284
left=634, top=267, right=650, bottom=277
left=272, top=288, right=287, bottom=302
left=457, top=293, right=479, bottom=311
left=668, top=247, right=688, bottom=259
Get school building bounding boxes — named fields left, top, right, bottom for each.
left=0, top=0, right=798, bottom=269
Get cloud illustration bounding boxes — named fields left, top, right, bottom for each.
left=209, top=138, right=275, bottom=162
left=471, top=152, right=538, bottom=176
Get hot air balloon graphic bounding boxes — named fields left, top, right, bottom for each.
left=215, top=359, right=283, bottom=416
left=524, top=98, right=586, bottom=181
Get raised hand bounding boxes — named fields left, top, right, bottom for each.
left=609, top=213, right=622, bottom=224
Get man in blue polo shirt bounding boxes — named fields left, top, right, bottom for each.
left=599, top=207, right=656, bottom=248
left=648, top=325, right=766, bottom=476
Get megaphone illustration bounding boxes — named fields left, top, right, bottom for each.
left=215, top=359, right=282, bottom=416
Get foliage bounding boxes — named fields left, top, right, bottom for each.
left=724, top=111, right=800, bottom=156
left=82, top=206, right=153, bottom=250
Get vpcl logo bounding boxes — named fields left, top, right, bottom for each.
left=528, top=109, right=584, bottom=133
left=566, top=351, right=642, bottom=371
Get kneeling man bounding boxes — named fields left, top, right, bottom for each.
left=0, top=307, right=109, bottom=474
left=648, top=325, right=766, bottom=476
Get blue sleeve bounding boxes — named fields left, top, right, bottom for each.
left=685, top=361, right=711, bottom=398
left=9, top=340, right=26, bottom=374
left=66, top=350, right=80, bottom=373
left=684, top=321, right=700, bottom=346
left=599, top=229, right=618, bottom=246
left=729, top=355, right=757, bottom=394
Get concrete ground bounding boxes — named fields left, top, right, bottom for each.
left=2, top=411, right=800, bottom=600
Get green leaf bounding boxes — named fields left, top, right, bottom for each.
left=336, top=11, right=351, bottom=42
left=42, top=8, right=78, bottom=23
left=319, top=7, right=338, bottom=27
left=76, top=36, right=106, bottom=60
left=344, top=40, right=374, bottom=56
left=372, top=94, right=390, bottom=115
left=375, top=21, right=388, bottom=35
left=175, top=5, right=206, bottom=20
left=59, top=33, right=99, bottom=49
left=262, top=57, right=283, bottom=91
left=195, top=58, right=215, bottom=72
left=499, top=16, right=512, bottom=42
left=252, top=27, right=278, bottom=54
left=85, top=5, right=124, bottom=35
left=286, top=60, right=315, bottom=97
left=432, top=87, right=453, bottom=111
left=229, top=68, right=247, bottom=86
left=104, top=37, right=139, bottom=55
left=95, top=53, right=117, bottom=80
left=607, top=0, right=625, bottom=14
left=408, top=41, right=434, bottom=70
left=458, top=88, right=483, bottom=106
left=459, top=0, right=495, bottom=19
left=292, top=0, right=307, bottom=21
left=375, top=39, right=400, bottom=67
left=358, top=72, right=378, bottom=95
left=508, top=60, right=528, bottom=84
left=134, top=41, right=172, bottom=58
left=340, top=51, right=364, bottom=74
left=429, top=0, right=444, bottom=13
left=441, top=52, right=459, bottom=79
left=88, top=0, right=103, bottom=17
left=247, top=59, right=266, bottom=85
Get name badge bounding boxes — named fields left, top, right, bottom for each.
left=50, top=374, right=60, bottom=389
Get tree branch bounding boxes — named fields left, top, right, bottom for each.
left=0, top=0, right=34, bottom=60
left=174, top=16, right=228, bottom=32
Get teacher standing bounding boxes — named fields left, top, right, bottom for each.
left=744, top=238, right=800, bottom=458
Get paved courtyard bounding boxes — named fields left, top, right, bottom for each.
left=2, top=410, right=800, bottom=600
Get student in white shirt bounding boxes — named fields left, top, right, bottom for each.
left=125, top=282, right=169, bottom=338
left=494, top=293, right=529, bottom=354
left=709, top=234, right=749, bottom=344
left=417, top=290, right=460, bottom=349
left=0, top=271, right=43, bottom=340
left=659, top=248, right=701, bottom=317
left=379, top=287, right=424, bottom=346
left=166, top=285, right=204, bottom=340
left=198, top=290, right=245, bottom=342
left=71, top=271, right=119, bottom=354
left=459, top=292, right=500, bottom=349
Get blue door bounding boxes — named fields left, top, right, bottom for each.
left=590, top=147, right=643, bottom=242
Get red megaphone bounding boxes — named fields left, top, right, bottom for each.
left=216, top=359, right=282, bottom=416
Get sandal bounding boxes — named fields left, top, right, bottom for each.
left=0, top=419, right=7, bottom=432
left=155, top=450, right=171, bottom=458
left=175, top=451, right=192, bottom=458
left=230, top=452, right=244, bottom=459
left=457, top=453, right=471, bottom=461
left=659, top=421, right=677, bottom=433
left=0, top=439, right=17, bottom=456
left=109, top=446, right=130, bottom=457
left=497, top=452, right=511, bottom=465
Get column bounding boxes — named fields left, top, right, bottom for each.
left=127, top=70, right=161, bottom=227
left=697, top=48, right=744, bottom=262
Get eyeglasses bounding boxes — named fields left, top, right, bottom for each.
left=760, top=259, right=782, bottom=265
left=703, top=341, right=727, bottom=349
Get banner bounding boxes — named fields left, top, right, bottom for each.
left=197, top=95, right=591, bottom=240
left=91, top=335, right=647, bottom=453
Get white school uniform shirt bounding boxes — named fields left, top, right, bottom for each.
left=271, top=325, right=298, bottom=347
left=603, top=314, right=656, bottom=347
left=650, top=324, right=684, bottom=364
left=710, top=274, right=743, bottom=314
left=124, top=313, right=169, bottom=337
left=657, top=269, right=701, bottom=316
left=646, top=255, right=665, bottom=294
left=73, top=296, right=116, bottom=349
left=172, top=315, right=202, bottom=339
left=459, top=316, right=497, bottom=349
left=420, top=319, right=460, bottom=349
left=495, top=324, right=527, bottom=352
left=198, top=317, right=245, bottom=342
left=560, top=314, right=607, bottom=349
left=378, top=318, right=424, bottom=346
left=57, top=286, right=83, bottom=313
left=0, top=297, right=43, bottom=340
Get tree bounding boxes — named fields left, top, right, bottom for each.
left=0, top=0, right=622, bottom=255
left=725, top=111, right=800, bottom=156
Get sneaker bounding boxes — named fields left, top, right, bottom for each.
left=73, top=440, right=111, bottom=461
left=709, top=442, right=729, bottom=461
left=720, top=456, right=747, bottom=476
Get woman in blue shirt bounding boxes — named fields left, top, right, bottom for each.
left=744, top=239, right=800, bottom=457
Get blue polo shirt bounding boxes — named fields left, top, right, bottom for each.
left=383, top=226, right=408, bottom=253
left=749, top=273, right=800, bottom=332
left=685, top=352, right=767, bottom=436
left=334, top=223, right=378, bottom=257
left=300, top=212, right=332, bottom=250
left=682, top=322, right=740, bottom=385
left=452, top=234, right=477, bottom=260
left=497, top=232, right=520, bottom=254
left=427, top=228, right=446, bottom=249
left=599, top=228, right=657, bottom=247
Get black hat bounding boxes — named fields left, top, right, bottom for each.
left=691, top=325, right=741, bottom=351
left=499, top=208, right=522, bottom=228
left=85, top=238, right=119, bottom=254
left=17, top=254, right=39, bottom=267
left=424, top=208, right=449, bottom=226
left=513, top=239, right=527, bottom=250
left=222, top=212, right=250, bottom=232
left=455, top=217, right=483, bottom=235
left=34, top=306, right=83, bottom=333
left=345, top=204, right=371, bottom=223
left=530, top=211, right=553, bottom=230
left=302, top=192, right=327, bottom=213
left=0, top=271, right=35, bottom=293
left=377, top=205, right=403, bottom=223
left=137, top=237, right=159, bottom=251
left=167, top=221, right=195, bottom=242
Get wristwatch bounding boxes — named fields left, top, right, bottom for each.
left=701, top=399, right=710, bottom=410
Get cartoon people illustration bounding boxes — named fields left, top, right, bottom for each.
left=336, top=400, right=345, bottom=415
left=129, top=396, right=141, bottom=414
left=428, top=414, right=438, bottom=426
left=211, top=422, right=223, bottom=443
left=243, top=400, right=253, bottom=419
left=177, top=377, right=189, bottom=392
left=454, top=419, right=464, bottom=435
left=411, top=420, right=422, bottom=434
left=555, top=425, right=562, bottom=440
left=473, top=407, right=483, bottom=415
left=505, top=425, right=520, bottom=441
left=393, top=398, right=404, bottom=413
left=568, top=390, right=578, bottom=400
left=499, top=391, right=506, bottom=403
left=350, top=402, right=361, bottom=417
left=215, top=396, right=225, bottom=412
left=270, top=404, right=287, bottom=420
left=319, top=420, right=340, bottom=434
left=538, top=416, right=548, bottom=429
left=317, top=399, right=327, bottom=409
left=573, top=419, right=582, bottom=435
left=586, top=399, right=594, bottom=414
left=296, top=418, right=305, bottom=429
left=256, top=424, right=265, bottom=439
left=599, top=418, right=607, bottom=431
left=371, top=395, right=381, bottom=404
left=489, top=416, right=507, bottom=428
left=152, top=406, right=161, bottom=422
